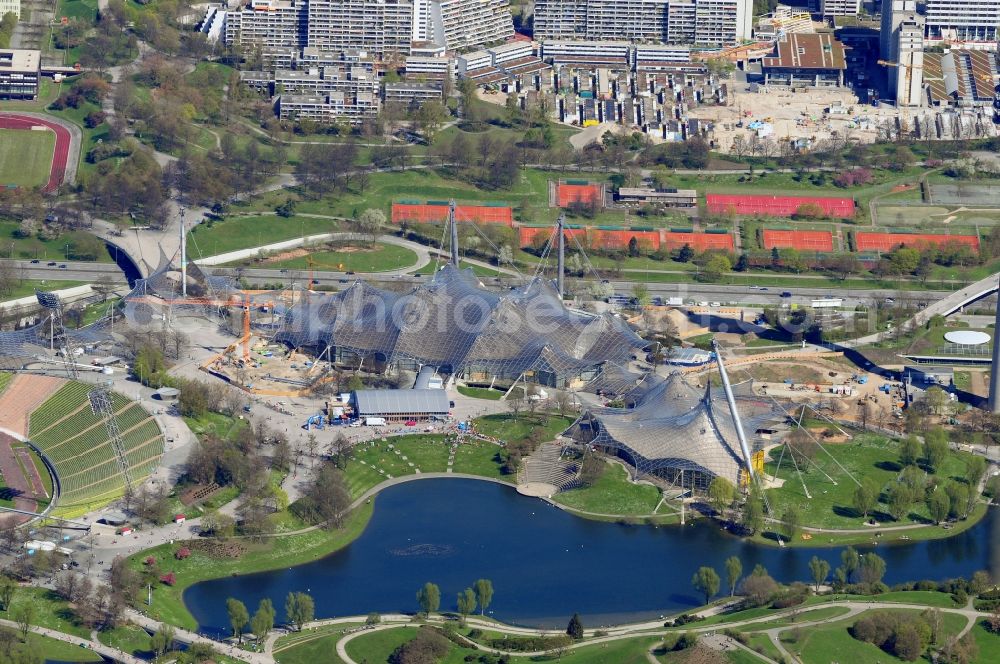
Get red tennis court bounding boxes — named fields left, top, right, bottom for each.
left=557, top=183, right=603, bottom=207
left=662, top=232, right=734, bottom=251
left=854, top=232, right=980, bottom=252
left=589, top=229, right=660, bottom=251
left=762, top=229, right=834, bottom=252
left=391, top=203, right=513, bottom=225
left=0, top=113, right=71, bottom=193
left=706, top=194, right=855, bottom=219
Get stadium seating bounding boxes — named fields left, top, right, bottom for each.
left=27, top=379, right=164, bottom=514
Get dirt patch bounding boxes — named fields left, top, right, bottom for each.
left=188, top=539, right=248, bottom=558
left=263, top=244, right=375, bottom=265
left=266, top=248, right=310, bottom=263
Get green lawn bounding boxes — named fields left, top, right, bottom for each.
left=187, top=215, right=340, bottom=258
left=456, top=385, right=505, bottom=400
left=555, top=463, right=663, bottom=515
left=126, top=501, right=373, bottom=631
left=11, top=587, right=91, bottom=638
left=451, top=439, right=508, bottom=479
left=183, top=412, right=249, bottom=442
left=969, top=620, right=1000, bottom=664
left=472, top=413, right=575, bottom=445
left=762, top=433, right=978, bottom=533
left=234, top=242, right=419, bottom=273
left=26, top=632, right=103, bottom=663
left=96, top=624, right=152, bottom=657
left=0, top=279, right=87, bottom=301
left=0, top=220, right=112, bottom=263
left=344, top=627, right=416, bottom=664
left=745, top=633, right=783, bottom=662
left=0, top=128, right=55, bottom=187
left=272, top=622, right=364, bottom=664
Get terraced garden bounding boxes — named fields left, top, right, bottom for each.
left=28, top=380, right=164, bottom=515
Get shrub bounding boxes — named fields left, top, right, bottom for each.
left=174, top=547, right=191, bottom=560
left=160, top=572, right=176, bottom=586
left=144, top=556, right=156, bottom=566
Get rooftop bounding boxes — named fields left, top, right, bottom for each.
left=0, top=49, right=41, bottom=72
left=352, top=389, right=450, bottom=415
left=762, top=33, right=846, bottom=71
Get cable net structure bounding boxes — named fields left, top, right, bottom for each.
left=2, top=253, right=645, bottom=391
left=567, top=372, right=783, bottom=491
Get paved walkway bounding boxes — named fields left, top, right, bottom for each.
left=0, top=617, right=144, bottom=664
left=126, top=610, right=272, bottom=664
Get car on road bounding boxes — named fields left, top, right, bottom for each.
left=280, top=269, right=288, bottom=273
left=781, top=291, right=792, bottom=298
left=759, top=287, right=769, bottom=291
left=58, top=264, right=67, bottom=269
left=30, top=259, right=39, bottom=264
left=47, top=261, right=56, bottom=266
left=885, top=297, right=895, bottom=304
left=749, top=285, right=759, bottom=289
left=710, top=302, right=721, bottom=307
left=345, top=271, right=356, bottom=275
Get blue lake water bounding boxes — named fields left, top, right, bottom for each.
left=184, top=478, right=999, bottom=634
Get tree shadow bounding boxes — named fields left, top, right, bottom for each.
left=874, top=460, right=901, bottom=472
left=833, top=505, right=862, bottom=519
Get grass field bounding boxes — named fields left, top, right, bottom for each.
left=126, top=500, right=374, bottom=630
left=272, top=622, right=365, bottom=664
left=187, top=215, right=341, bottom=258
left=473, top=413, right=575, bottom=445
left=456, top=385, right=505, bottom=400
left=762, top=433, right=977, bottom=532
left=0, top=128, right=55, bottom=188
left=555, top=463, right=663, bottom=516
left=969, top=620, right=1000, bottom=664
left=236, top=242, right=419, bottom=273
left=96, top=624, right=153, bottom=658
left=0, top=219, right=112, bottom=263
left=0, top=279, right=87, bottom=301
left=26, top=632, right=103, bottom=663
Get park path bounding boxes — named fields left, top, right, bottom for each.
left=0, top=617, right=144, bottom=664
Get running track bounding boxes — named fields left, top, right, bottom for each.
left=0, top=113, right=71, bottom=192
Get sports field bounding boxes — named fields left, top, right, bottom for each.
left=0, top=127, right=56, bottom=188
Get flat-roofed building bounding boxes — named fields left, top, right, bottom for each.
left=925, top=0, right=1000, bottom=43
left=351, top=388, right=450, bottom=421
left=224, top=0, right=308, bottom=53
left=761, top=33, right=847, bottom=87
left=0, top=49, right=40, bottom=100
left=540, top=40, right=631, bottom=68
left=820, top=0, right=859, bottom=16
left=616, top=187, right=698, bottom=207
left=427, top=0, right=513, bottom=51
left=277, top=91, right=378, bottom=123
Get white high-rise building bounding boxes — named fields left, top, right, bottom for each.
left=427, top=0, right=513, bottom=51
left=534, top=0, right=750, bottom=46
left=881, top=0, right=925, bottom=106
left=0, top=0, right=20, bottom=19
left=925, top=0, right=1000, bottom=42
left=820, top=0, right=859, bottom=17
left=306, top=0, right=414, bottom=57
left=225, top=0, right=308, bottom=53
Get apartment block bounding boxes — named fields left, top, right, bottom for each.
left=819, top=0, right=859, bottom=17
left=306, top=0, right=414, bottom=57
left=540, top=40, right=631, bottom=68
left=427, top=0, right=513, bottom=51
left=277, top=91, right=378, bottom=123
left=925, top=0, right=1000, bottom=43
left=534, top=0, right=750, bottom=46
left=224, top=0, right=308, bottom=53
left=0, top=0, right=20, bottom=19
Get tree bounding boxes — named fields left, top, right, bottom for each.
left=149, top=625, right=175, bottom=657
left=0, top=576, right=15, bottom=611
left=741, top=490, right=764, bottom=534
left=631, top=282, right=651, bottom=306
left=356, top=208, right=385, bottom=243
left=945, top=482, right=970, bottom=519
left=928, top=488, right=951, bottom=524
left=924, top=428, right=949, bottom=469
left=474, top=578, right=494, bottom=616
left=250, top=598, right=275, bottom=645
left=853, top=481, right=878, bottom=519
left=416, top=582, right=440, bottom=615
left=285, top=592, right=314, bottom=631
left=781, top=506, right=801, bottom=543
left=13, top=602, right=34, bottom=640
left=724, top=557, right=742, bottom=597
left=456, top=588, right=476, bottom=624
left=702, top=253, right=732, bottom=281
left=900, top=436, right=921, bottom=467
left=226, top=598, right=249, bottom=644
left=566, top=613, right=584, bottom=640
left=886, top=483, right=914, bottom=521
left=691, top=566, right=721, bottom=604
left=809, top=556, right=830, bottom=591
left=708, top=477, right=736, bottom=516
left=839, top=546, right=860, bottom=584
left=966, top=455, right=987, bottom=491
left=858, top=552, right=887, bottom=586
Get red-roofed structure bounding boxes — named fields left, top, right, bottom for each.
left=391, top=203, right=514, bottom=225
left=854, top=232, right=980, bottom=252
left=762, top=229, right=835, bottom=252
left=706, top=194, right=855, bottom=219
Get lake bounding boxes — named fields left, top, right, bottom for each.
left=184, top=478, right=998, bottom=634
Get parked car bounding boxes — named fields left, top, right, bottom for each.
left=405, top=419, right=417, bottom=426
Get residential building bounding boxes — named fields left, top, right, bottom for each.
left=761, top=33, right=847, bottom=87
left=426, top=0, right=513, bottom=51
left=384, top=81, right=443, bottom=106
left=925, top=0, right=1000, bottom=43
left=0, top=49, right=39, bottom=100
left=819, top=0, right=859, bottom=17
left=540, top=40, right=631, bottom=67
left=0, top=0, right=20, bottom=19
left=880, top=1, right=925, bottom=106
left=305, top=0, right=414, bottom=58
left=534, top=0, right=750, bottom=46
left=277, top=91, right=378, bottom=123
left=224, top=0, right=308, bottom=53
left=404, top=55, right=453, bottom=80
